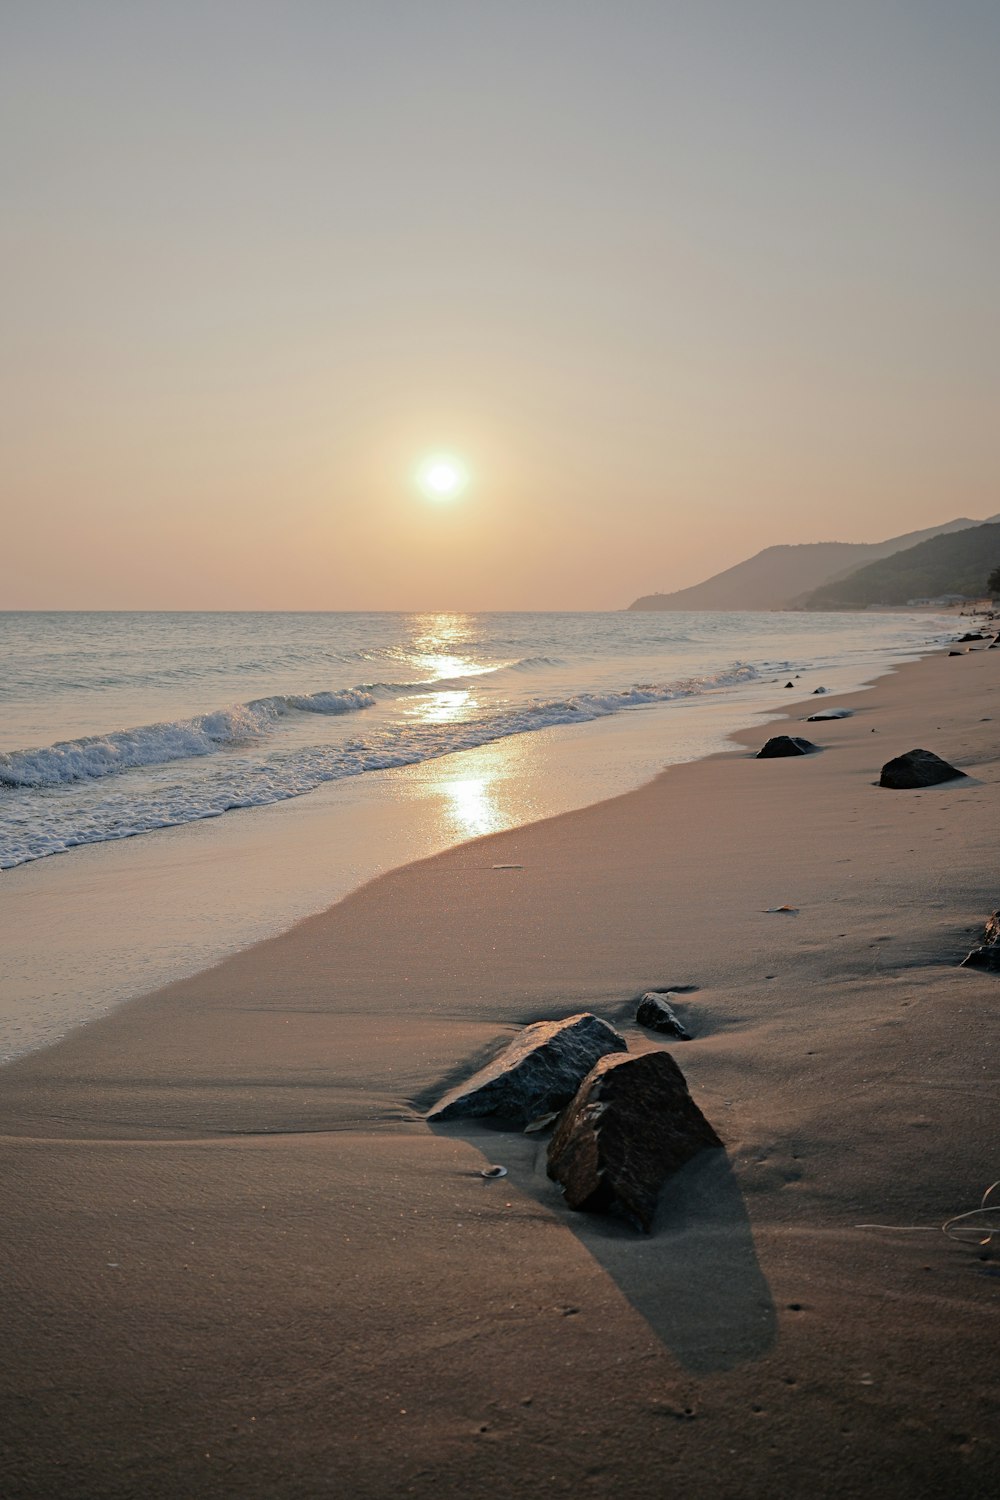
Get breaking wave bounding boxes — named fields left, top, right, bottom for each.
left=0, top=663, right=761, bottom=865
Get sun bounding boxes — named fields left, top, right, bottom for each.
left=416, top=454, right=468, bottom=501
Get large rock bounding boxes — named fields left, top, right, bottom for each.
left=878, top=748, right=967, bottom=789
left=635, top=992, right=691, bottom=1039
left=984, top=910, right=1000, bottom=945
left=756, top=735, right=817, bottom=759
left=427, top=1013, right=626, bottom=1125
left=546, top=1051, right=723, bottom=1232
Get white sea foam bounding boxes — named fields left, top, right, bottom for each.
left=0, top=663, right=763, bottom=865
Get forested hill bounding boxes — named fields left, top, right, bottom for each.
left=801, top=521, right=1000, bottom=609
left=628, top=518, right=981, bottom=611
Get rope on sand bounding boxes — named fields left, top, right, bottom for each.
left=857, top=1181, right=1000, bottom=1247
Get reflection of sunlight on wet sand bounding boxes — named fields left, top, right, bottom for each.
left=412, top=734, right=555, bottom=842
left=439, top=776, right=502, bottom=838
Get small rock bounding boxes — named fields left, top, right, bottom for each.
left=807, top=708, right=852, bottom=721
left=957, top=632, right=986, bottom=642
left=812, top=686, right=828, bottom=694
left=784, top=681, right=795, bottom=688
left=547, top=1051, right=723, bottom=1232
left=878, top=749, right=967, bottom=789
left=636, top=993, right=691, bottom=1039
left=948, top=650, right=965, bottom=657
left=427, top=1013, right=627, bottom=1124
left=960, top=946, right=1000, bottom=972
left=756, top=735, right=817, bottom=759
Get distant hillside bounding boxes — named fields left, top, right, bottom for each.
left=628, top=517, right=982, bottom=612
left=801, top=520, right=1000, bottom=609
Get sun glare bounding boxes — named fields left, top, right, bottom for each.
left=416, top=455, right=467, bottom=501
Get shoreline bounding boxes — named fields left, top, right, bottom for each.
left=0, top=620, right=949, bottom=1064
left=3, top=639, right=999, bottom=1497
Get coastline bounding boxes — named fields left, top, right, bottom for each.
left=0, top=617, right=949, bottom=1063
left=3, top=640, right=999, bottom=1497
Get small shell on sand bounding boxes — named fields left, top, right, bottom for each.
left=481, top=1165, right=508, bottom=1179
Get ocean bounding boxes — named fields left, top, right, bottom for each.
left=0, top=608, right=954, bottom=1060
left=0, top=609, right=954, bottom=872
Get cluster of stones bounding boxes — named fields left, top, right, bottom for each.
left=754, top=734, right=967, bottom=787
left=427, top=1010, right=720, bottom=1233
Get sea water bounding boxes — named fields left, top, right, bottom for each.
left=0, top=609, right=954, bottom=870
left=0, top=609, right=953, bottom=1058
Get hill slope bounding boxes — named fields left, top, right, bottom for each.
left=801, top=520, right=1000, bottom=609
left=628, top=517, right=982, bottom=611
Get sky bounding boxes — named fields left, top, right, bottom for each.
left=2, top=0, right=999, bottom=611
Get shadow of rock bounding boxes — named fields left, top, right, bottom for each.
left=431, top=1119, right=776, bottom=1375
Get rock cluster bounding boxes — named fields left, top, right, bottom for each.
left=878, top=748, right=967, bottom=789
left=428, top=1007, right=722, bottom=1232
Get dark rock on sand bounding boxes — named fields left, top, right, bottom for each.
left=948, top=650, right=965, bottom=656
left=784, top=681, right=795, bottom=688
left=807, top=708, right=853, bottom=722
left=547, top=1051, right=723, bottom=1232
left=427, top=1013, right=626, bottom=1125
left=960, top=946, right=1000, bottom=972
left=636, top=993, right=691, bottom=1039
left=957, top=632, right=986, bottom=642
left=756, top=735, right=817, bottom=759
left=879, top=748, right=967, bottom=789
left=961, top=909, right=1000, bottom=969
left=812, top=686, right=828, bottom=694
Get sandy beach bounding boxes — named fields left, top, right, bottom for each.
left=2, top=642, right=999, bottom=1499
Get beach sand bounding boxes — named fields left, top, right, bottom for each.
left=2, top=645, right=999, bottom=1498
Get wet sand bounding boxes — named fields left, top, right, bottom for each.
left=2, top=645, right=999, bottom=1498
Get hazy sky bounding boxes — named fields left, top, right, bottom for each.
left=3, top=1, right=999, bottom=610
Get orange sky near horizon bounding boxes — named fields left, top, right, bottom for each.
left=2, top=2, right=999, bottom=612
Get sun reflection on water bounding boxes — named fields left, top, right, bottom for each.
left=407, top=689, right=474, bottom=724
left=409, top=614, right=495, bottom=683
